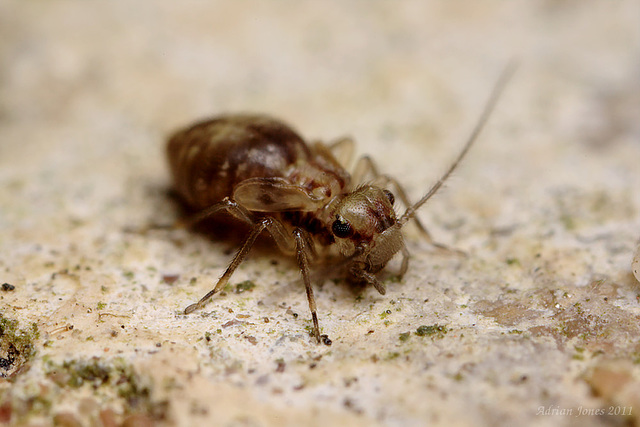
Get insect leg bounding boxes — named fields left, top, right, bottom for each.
left=183, top=213, right=300, bottom=314
left=175, top=197, right=310, bottom=257
left=176, top=197, right=253, bottom=229
left=184, top=216, right=274, bottom=314
left=127, top=198, right=253, bottom=238
left=399, top=245, right=410, bottom=277
left=326, top=136, right=355, bottom=167
left=292, top=228, right=322, bottom=343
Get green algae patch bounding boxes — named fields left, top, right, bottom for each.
left=45, top=357, right=168, bottom=418
left=235, top=280, right=256, bottom=294
left=0, top=314, right=39, bottom=378
left=399, top=332, right=411, bottom=342
left=415, top=324, right=448, bottom=339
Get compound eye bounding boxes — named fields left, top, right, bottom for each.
left=332, top=217, right=353, bottom=238
left=383, top=190, right=395, bottom=205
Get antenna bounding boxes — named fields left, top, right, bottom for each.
left=398, top=62, right=517, bottom=227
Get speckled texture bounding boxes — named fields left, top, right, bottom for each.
left=1, top=1, right=640, bottom=426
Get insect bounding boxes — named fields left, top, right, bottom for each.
left=167, top=66, right=514, bottom=344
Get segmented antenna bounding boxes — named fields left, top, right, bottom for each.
left=398, top=63, right=516, bottom=227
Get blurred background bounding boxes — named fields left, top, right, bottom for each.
left=1, top=2, right=639, bottom=426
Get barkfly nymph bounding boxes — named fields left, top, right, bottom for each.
left=167, top=66, right=514, bottom=344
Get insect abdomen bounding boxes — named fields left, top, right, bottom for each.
left=167, top=114, right=312, bottom=209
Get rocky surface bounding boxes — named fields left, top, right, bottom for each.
left=1, top=2, right=639, bottom=426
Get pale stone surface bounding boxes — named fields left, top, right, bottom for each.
left=1, top=1, right=639, bottom=426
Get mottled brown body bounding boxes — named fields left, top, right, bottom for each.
left=168, top=115, right=316, bottom=209
left=168, top=115, right=351, bottom=247
left=167, top=66, right=513, bottom=344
